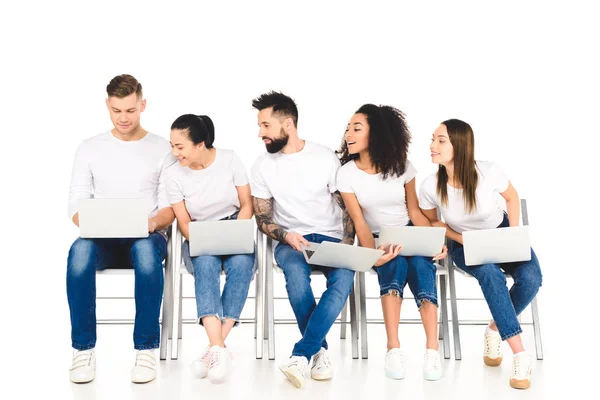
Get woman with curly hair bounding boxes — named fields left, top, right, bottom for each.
left=336, top=104, right=447, bottom=381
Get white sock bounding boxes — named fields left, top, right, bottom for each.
left=513, top=351, right=527, bottom=358
left=485, top=326, right=500, bottom=335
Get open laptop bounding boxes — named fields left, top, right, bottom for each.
left=189, top=219, right=254, bottom=256
left=377, top=226, right=446, bottom=257
left=462, top=226, right=531, bottom=266
left=300, top=241, right=385, bottom=272
left=78, top=198, right=149, bottom=238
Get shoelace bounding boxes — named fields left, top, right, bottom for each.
left=71, top=351, right=93, bottom=369
left=135, top=352, right=156, bottom=369
left=512, top=357, right=531, bottom=377
left=387, top=351, right=405, bottom=367
left=485, top=333, right=502, bottom=356
left=424, top=352, right=440, bottom=371
left=313, top=353, right=331, bottom=369
left=210, top=349, right=222, bottom=368
left=199, top=348, right=211, bottom=366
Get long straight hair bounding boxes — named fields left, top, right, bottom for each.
left=436, top=119, right=478, bottom=213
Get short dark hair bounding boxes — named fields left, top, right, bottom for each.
left=171, top=114, right=215, bottom=148
left=106, top=74, right=142, bottom=98
left=251, top=91, right=298, bottom=127
left=338, top=104, right=411, bottom=180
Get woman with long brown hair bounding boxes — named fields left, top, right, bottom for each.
left=419, top=119, right=542, bottom=390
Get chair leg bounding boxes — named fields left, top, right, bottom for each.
left=159, top=253, right=171, bottom=360
left=448, top=262, right=462, bottom=360
left=340, top=300, right=348, bottom=340
left=439, top=274, right=451, bottom=359
left=349, top=281, right=359, bottom=359
left=359, top=272, right=368, bottom=359
left=266, top=239, right=275, bottom=360
left=171, top=271, right=182, bottom=360
left=531, top=296, right=544, bottom=360
left=255, top=235, right=264, bottom=359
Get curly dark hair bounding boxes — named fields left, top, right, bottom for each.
left=337, top=104, right=411, bottom=179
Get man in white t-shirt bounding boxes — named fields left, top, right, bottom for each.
left=66, top=75, right=175, bottom=384
left=250, top=92, right=356, bottom=388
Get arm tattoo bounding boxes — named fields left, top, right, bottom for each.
left=253, top=197, right=288, bottom=242
left=333, top=191, right=356, bottom=244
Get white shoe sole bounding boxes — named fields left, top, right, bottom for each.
left=280, top=366, right=305, bottom=388
left=385, top=369, right=406, bottom=380
left=311, top=371, right=332, bottom=381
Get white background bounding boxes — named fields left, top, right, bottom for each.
left=1, top=0, right=597, bottom=397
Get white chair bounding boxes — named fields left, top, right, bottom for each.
left=355, top=263, right=452, bottom=359
left=446, top=198, right=544, bottom=360
left=96, top=226, right=175, bottom=360
left=170, top=220, right=265, bottom=360
left=259, top=231, right=360, bottom=360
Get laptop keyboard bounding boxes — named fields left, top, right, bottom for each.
left=305, top=250, right=315, bottom=259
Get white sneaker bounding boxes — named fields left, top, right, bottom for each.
left=279, top=356, right=309, bottom=388
left=483, top=328, right=503, bottom=366
left=385, top=348, right=406, bottom=380
left=207, top=346, right=230, bottom=384
left=131, top=349, right=157, bottom=383
left=191, top=346, right=211, bottom=379
left=310, top=347, right=332, bottom=380
left=423, top=349, right=442, bottom=381
left=510, top=353, right=533, bottom=389
left=70, top=349, right=96, bottom=383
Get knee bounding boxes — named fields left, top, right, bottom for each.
left=131, top=238, right=162, bottom=275
left=329, top=270, right=355, bottom=297
left=517, top=266, right=543, bottom=289
left=67, top=238, right=96, bottom=277
left=227, top=255, right=255, bottom=280
left=477, top=264, right=506, bottom=284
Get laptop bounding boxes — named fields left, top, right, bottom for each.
left=189, top=219, right=254, bottom=256
left=377, top=226, right=446, bottom=257
left=78, top=198, right=149, bottom=238
left=300, top=241, right=385, bottom=272
left=462, top=226, right=531, bottom=266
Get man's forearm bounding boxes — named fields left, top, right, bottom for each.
left=152, top=207, right=175, bottom=231
left=253, top=197, right=288, bottom=242
left=333, top=191, right=355, bottom=245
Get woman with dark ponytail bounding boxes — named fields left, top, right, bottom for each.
left=337, top=104, right=447, bottom=381
left=166, top=114, right=254, bottom=383
left=419, top=119, right=542, bottom=390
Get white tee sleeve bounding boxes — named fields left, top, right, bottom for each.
left=418, top=176, right=439, bottom=210
left=487, top=162, right=510, bottom=193
left=232, top=151, right=249, bottom=187
left=404, top=160, right=418, bottom=184
left=165, top=166, right=184, bottom=205
left=250, top=158, right=272, bottom=199
left=328, top=153, right=342, bottom=193
left=68, top=143, right=93, bottom=219
left=336, top=164, right=353, bottom=193
left=157, top=153, right=175, bottom=210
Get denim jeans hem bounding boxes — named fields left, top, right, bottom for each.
left=501, top=327, right=523, bottom=341
left=197, top=313, right=222, bottom=326
left=134, top=344, right=160, bottom=351
left=222, top=315, right=241, bottom=328
left=415, top=292, right=439, bottom=309
left=379, top=283, right=405, bottom=298
left=72, top=343, right=96, bottom=351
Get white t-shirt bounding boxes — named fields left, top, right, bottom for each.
left=68, top=131, right=174, bottom=219
left=419, top=161, right=509, bottom=233
left=336, top=160, right=417, bottom=233
left=166, top=148, right=249, bottom=221
left=250, top=141, right=343, bottom=238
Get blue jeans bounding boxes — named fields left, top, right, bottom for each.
left=66, top=233, right=167, bottom=350
left=182, top=240, right=255, bottom=326
left=449, top=214, right=543, bottom=340
left=374, top=255, right=438, bottom=309
left=274, top=234, right=355, bottom=361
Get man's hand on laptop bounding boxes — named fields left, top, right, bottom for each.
left=148, top=218, right=158, bottom=233
left=374, top=244, right=402, bottom=267
left=285, top=232, right=310, bottom=252
left=432, top=244, right=448, bottom=261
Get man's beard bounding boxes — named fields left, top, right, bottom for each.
left=264, top=129, right=289, bottom=153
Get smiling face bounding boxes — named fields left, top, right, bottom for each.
left=257, top=107, right=290, bottom=153
left=170, top=128, right=203, bottom=167
left=430, top=124, right=454, bottom=165
left=344, top=113, right=369, bottom=155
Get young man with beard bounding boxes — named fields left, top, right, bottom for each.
left=250, top=91, right=355, bottom=388
left=66, top=74, right=174, bottom=384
